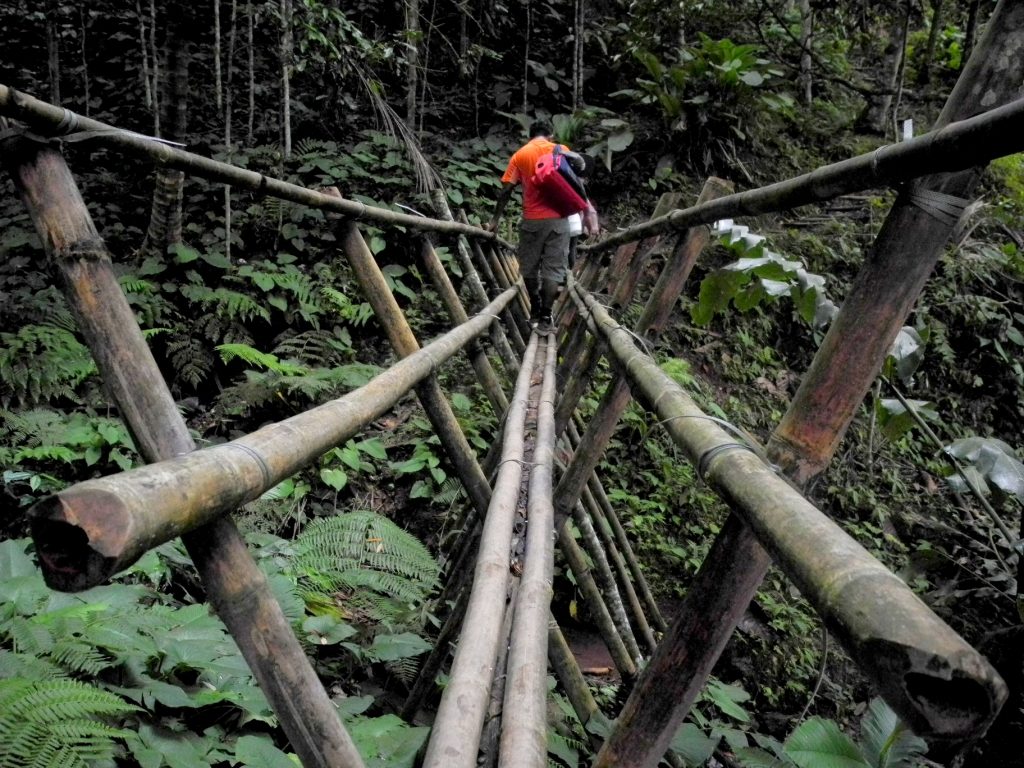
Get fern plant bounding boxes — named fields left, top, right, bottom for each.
left=0, top=678, right=137, bottom=768
left=293, top=511, right=440, bottom=627
left=0, top=324, right=97, bottom=407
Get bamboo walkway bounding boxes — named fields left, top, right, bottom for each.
left=3, top=4, right=1024, bottom=764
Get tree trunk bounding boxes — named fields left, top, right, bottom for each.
left=522, top=0, right=531, bottom=113
left=149, top=0, right=160, bottom=135
left=280, top=0, right=292, bottom=158
left=247, top=0, right=255, bottom=144
left=405, top=0, right=420, bottom=129
left=142, top=14, right=190, bottom=259
left=856, top=7, right=907, bottom=135
left=891, top=7, right=911, bottom=139
left=224, top=0, right=237, bottom=262
left=78, top=6, right=90, bottom=116
left=135, top=0, right=153, bottom=111
left=917, top=0, right=945, bottom=85
left=46, top=0, right=60, bottom=104
left=572, top=0, right=584, bottom=109
left=213, top=0, right=222, bottom=109
left=964, top=0, right=982, bottom=65
left=798, top=0, right=813, bottom=104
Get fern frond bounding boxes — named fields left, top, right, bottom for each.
left=294, top=512, right=439, bottom=625
left=0, top=325, right=96, bottom=407
left=49, top=641, right=112, bottom=676
left=0, top=679, right=135, bottom=768
left=217, top=343, right=308, bottom=375
left=0, top=651, right=68, bottom=681
left=180, top=285, right=271, bottom=323
left=166, top=336, right=215, bottom=389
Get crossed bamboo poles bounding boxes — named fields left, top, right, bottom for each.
left=4, top=7, right=1024, bottom=759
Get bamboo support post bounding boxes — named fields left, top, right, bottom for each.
left=499, top=336, right=558, bottom=768
left=488, top=242, right=533, bottom=335
left=570, top=499, right=643, bottom=664
left=441, top=200, right=520, bottom=373
left=586, top=470, right=666, bottom=632
left=557, top=521, right=637, bottom=685
left=422, top=334, right=540, bottom=768
left=336, top=216, right=494, bottom=521
left=582, top=485, right=658, bottom=654
left=468, top=233, right=529, bottom=351
left=29, top=292, right=515, bottom=588
left=572, top=281, right=1008, bottom=759
left=419, top=237, right=510, bottom=415
left=1, top=133, right=366, bottom=768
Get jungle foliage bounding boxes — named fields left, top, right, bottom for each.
left=1, top=0, right=1022, bottom=766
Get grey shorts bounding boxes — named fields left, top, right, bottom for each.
left=518, top=217, right=570, bottom=285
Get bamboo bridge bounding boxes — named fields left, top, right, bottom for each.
left=3, top=4, right=1024, bottom=765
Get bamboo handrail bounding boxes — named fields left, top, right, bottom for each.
left=583, top=94, right=1024, bottom=254
left=29, top=291, right=516, bottom=589
left=0, top=85, right=513, bottom=249
left=1, top=131, right=367, bottom=768
left=421, top=333, right=540, bottom=768
left=572, top=283, right=1007, bottom=745
left=498, top=334, right=558, bottom=768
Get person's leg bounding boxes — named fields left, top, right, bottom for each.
left=537, top=219, right=571, bottom=331
left=518, top=220, right=547, bottom=324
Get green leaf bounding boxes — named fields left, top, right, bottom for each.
left=303, top=615, right=358, bottom=645
left=0, top=539, right=36, bottom=580
left=704, top=679, right=751, bottom=722
left=357, top=438, right=388, bottom=460
left=785, top=718, right=870, bottom=768
left=169, top=243, right=200, bottom=264
left=735, top=746, right=793, bottom=767
left=235, top=735, right=299, bottom=768
left=366, top=632, right=432, bottom=662
left=349, top=715, right=430, bottom=768
left=670, top=723, right=719, bottom=765
left=860, top=697, right=927, bottom=768
left=320, top=467, right=349, bottom=491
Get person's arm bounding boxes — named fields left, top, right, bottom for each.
left=486, top=181, right=515, bottom=232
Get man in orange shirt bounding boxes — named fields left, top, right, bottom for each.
left=486, top=122, right=585, bottom=330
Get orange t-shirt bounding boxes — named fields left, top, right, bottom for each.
left=501, top=137, right=570, bottom=220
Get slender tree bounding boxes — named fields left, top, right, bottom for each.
left=798, top=0, right=813, bottom=104
left=405, top=0, right=420, bottom=129
left=280, top=0, right=292, bottom=158
left=247, top=0, right=255, bottom=144
left=135, top=0, right=153, bottom=111
left=917, top=0, right=945, bottom=85
left=78, top=6, right=90, bottom=115
left=46, top=0, right=60, bottom=104
left=141, top=5, right=191, bottom=259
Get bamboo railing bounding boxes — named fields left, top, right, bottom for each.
left=4, top=4, right=1024, bottom=761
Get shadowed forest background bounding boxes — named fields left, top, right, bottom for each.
left=1, top=0, right=1023, bottom=766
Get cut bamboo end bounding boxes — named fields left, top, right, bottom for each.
left=864, top=639, right=1003, bottom=742
left=31, top=488, right=135, bottom=592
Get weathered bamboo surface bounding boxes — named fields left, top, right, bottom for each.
left=0, top=85, right=511, bottom=247
left=421, top=334, right=540, bottom=768
left=498, top=334, right=558, bottom=768
left=29, top=291, right=515, bottom=590
left=583, top=94, right=1024, bottom=253
left=571, top=283, right=1007, bottom=744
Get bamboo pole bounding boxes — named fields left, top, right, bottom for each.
left=442, top=200, right=520, bottom=373
left=582, top=485, right=658, bottom=654
left=586, top=470, right=666, bottom=632
left=499, top=335, right=558, bottom=768
left=1, top=132, right=366, bottom=768
left=29, top=291, right=515, bottom=589
left=572, top=283, right=1008, bottom=755
left=466, top=232, right=528, bottom=351
left=481, top=579, right=520, bottom=768
left=578, top=101, right=1024, bottom=256
left=570, top=498, right=643, bottom=664
left=335, top=216, right=493, bottom=520
left=0, top=85, right=514, bottom=248
left=419, top=237, right=510, bottom=415
left=555, top=178, right=731, bottom=532
left=422, top=334, right=540, bottom=768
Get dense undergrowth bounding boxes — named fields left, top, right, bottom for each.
left=3, top=1, right=1024, bottom=766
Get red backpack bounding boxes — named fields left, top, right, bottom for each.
left=532, top=146, right=588, bottom=217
